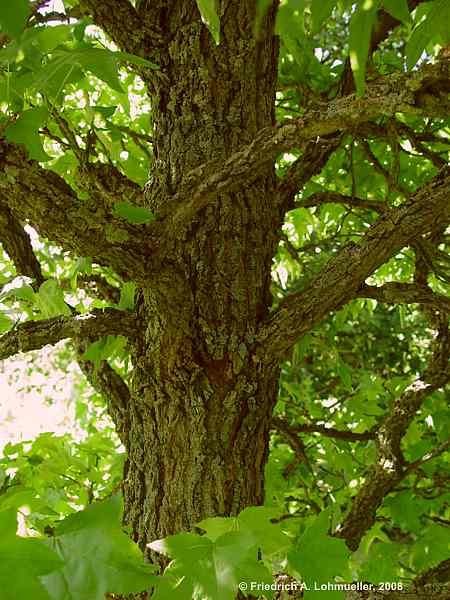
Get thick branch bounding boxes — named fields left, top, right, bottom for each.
left=257, top=168, right=450, bottom=362
left=337, top=315, right=450, bottom=551
left=0, top=309, right=137, bottom=360
left=77, top=162, right=143, bottom=209
left=358, top=283, right=450, bottom=312
left=0, top=141, right=158, bottom=281
left=164, top=54, right=449, bottom=228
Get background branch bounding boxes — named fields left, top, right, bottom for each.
left=272, top=416, right=375, bottom=442
left=274, top=135, right=343, bottom=215
left=337, top=314, right=450, bottom=550
left=75, top=338, right=131, bottom=446
left=358, top=283, right=450, bottom=312
left=299, top=191, right=387, bottom=214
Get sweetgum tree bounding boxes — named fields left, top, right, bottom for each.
left=0, top=0, right=449, bottom=598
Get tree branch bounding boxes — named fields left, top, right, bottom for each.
left=0, top=309, right=137, bottom=360
left=257, top=168, right=450, bottom=362
left=77, top=162, right=143, bottom=210
left=299, top=191, right=387, bottom=214
left=75, top=338, right=131, bottom=446
left=357, top=138, right=410, bottom=197
left=358, top=282, right=450, bottom=312
left=405, top=439, right=450, bottom=474
left=163, top=53, right=449, bottom=229
left=0, top=140, right=159, bottom=281
left=272, top=417, right=375, bottom=443
left=0, top=195, right=131, bottom=442
left=274, top=135, right=343, bottom=215
left=336, top=314, right=450, bottom=551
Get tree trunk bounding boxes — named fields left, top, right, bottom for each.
left=121, top=0, right=280, bottom=552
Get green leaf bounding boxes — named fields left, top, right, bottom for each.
left=76, top=48, right=124, bottom=93
left=383, top=491, right=424, bottom=533
left=336, top=355, right=352, bottom=391
left=31, top=52, right=84, bottom=100
left=406, top=0, right=450, bottom=69
left=42, top=497, right=157, bottom=600
left=93, top=105, right=117, bottom=119
left=0, top=0, right=29, bottom=38
left=359, top=541, right=401, bottom=582
left=150, top=530, right=273, bottom=600
left=33, top=24, right=72, bottom=52
left=35, top=280, right=72, bottom=319
left=196, top=0, right=220, bottom=44
left=114, top=51, right=159, bottom=70
left=113, top=201, right=155, bottom=225
left=0, top=312, right=13, bottom=333
left=311, top=0, right=336, bottom=34
left=197, top=506, right=291, bottom=558
left=5, top=107, right=50, bottom=161
left=383, top=0, right=411, bottom=24
left=277, top=1, right=315, bottom=79
left=0, top=508, right=63, bottom=600
left=411, top=524, right=450, bottom=571
left=118, top=282, right=136, bottom=311
left=0, top=283, right=36, bottom=304
left=70, top=256, right=92, bottom=288
left=288, top=509, right=349, bottom=599
left=31, top=47, right=142, bottom=99
left=82, top=335, right=127, bottom=369
left=349, top=0, right=380, bottom=96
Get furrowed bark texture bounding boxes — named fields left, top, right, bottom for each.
left=122, top=1, right=281, bottom=550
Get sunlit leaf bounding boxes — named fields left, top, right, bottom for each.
left=311, top=0, right=336, bottom=34
left=113, top=201, right=155, bottom=225
left=5, top=107, right=50, bottom=161
left=349, top=0, right=380, bottom=96
left=196, top=0, right=220, bottom=44
left=288, top=509, right=349, bottom=599
left=41, top=497, right=157, bottom=600
left=406, top=0, right=450, bottom=69
left=0, top=509, right=63, bottom=600
left=35, top=280, right=72, bottom=319
left=0, top=0, right=29, bottom=38
left=383, top=0, right=411, bottom=24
